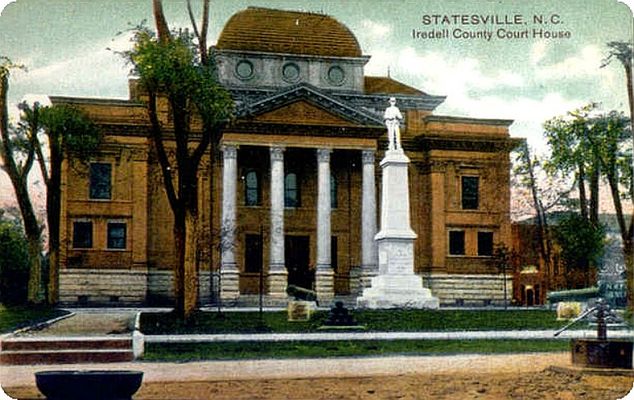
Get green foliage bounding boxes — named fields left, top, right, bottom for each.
left=589, top=110, right=632, bottom=195
left=0, top=304, right=68, bottom=333
left=125, top=28, right=233, bottom=125
left=140, top=309, right=573, bottom=335
left=511, top=140, right=533, bottom=187
left=144, top=340, right=569, bottom=361
left=553, top=213, right=605, bottom=271
left=602, top=41, right=633, bottom=69
left=543, top=103, right=597, bottom=177
left=544, top=104, right=631, bottom=199
left=0, top=211, right=29, bottom=305
left=38, top=104, right=101, bottom=159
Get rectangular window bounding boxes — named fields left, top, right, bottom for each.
left=331, top=236, right=338, bottom=272
left=284, top=172, right=301, bottom=208
left=244, top=234, right=263, bottom=273
left=107, top=222, right=126, bottom=249
left=72, top=221, right=93, bottom=249
left=244, top=170, right=260, bottom=206
left=449, top=230, right=465, bottom=256
left=330, top=174, right=338, bottom=209
left=461, top=176, right=479, bottom=210
left=477, top=231, right=494, bottom=256
left=90, top=163, right=112, bottom=200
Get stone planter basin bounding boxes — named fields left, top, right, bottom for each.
left=35, top=370, right=143, bottom=400
left=572, top=339, right=633, bottom=369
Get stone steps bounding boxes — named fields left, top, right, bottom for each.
left=0, top=337, right=134, bottom=365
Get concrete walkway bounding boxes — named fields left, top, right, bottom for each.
left=144, top=329, right=634, bottom=343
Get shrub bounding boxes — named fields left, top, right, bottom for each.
left=0, top=212, right=30, bottom=305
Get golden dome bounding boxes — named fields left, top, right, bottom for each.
left=216, top=7, right=362, bottom=58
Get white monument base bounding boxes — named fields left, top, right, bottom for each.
left=357, top=239, right=439, bottom=309
left=356, top=147, right=439, bottom=310
left=356, top=275, right=439, bottom=309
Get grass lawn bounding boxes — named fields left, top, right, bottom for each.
left=140, top=309, right=581, bottom=335
left=143, top=339, right=569, bottom=361
left=0, top=305, right=68, bottom=333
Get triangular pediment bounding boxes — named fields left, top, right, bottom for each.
left=254, top=100, right=357, bottom=126
left=237, top=83, right=384, bottom=127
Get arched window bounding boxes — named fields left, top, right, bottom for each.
left=244, top=170, right=259, bottom=206
left=330, top=173, right=338, bottom=209
left=284, top=172, right=300, bottom=207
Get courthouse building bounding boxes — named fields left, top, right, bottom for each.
left=54, top=7, right=521, bottom=306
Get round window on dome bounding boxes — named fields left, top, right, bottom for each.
left=282, top=63, right=300, bottom=82
left=327, top=65, right=345, bottom=85
left=235, top=60, right=254, bottom=80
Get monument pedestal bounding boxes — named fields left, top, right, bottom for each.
left=357, top=149, right=439, bottom=309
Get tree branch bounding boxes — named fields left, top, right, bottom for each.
left=19, top=136, right=36, bottom=182
left=147, top=90, right=179, bottom=211
left=0, top=72, right=21, bottom=184
left=34, top=134, right=50, bottom=187
left=199, top=0, right=209, bottom=65
left=186, top=0, right=200, bottom=43
left=152, top=0, right=171, bottom=43
left=19, top=109, right=40, bottom=182
left=186, top=0, right=209, bottom=65
left=190, top=121, right=217, bottom=167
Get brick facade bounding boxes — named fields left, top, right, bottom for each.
left=55, top=7, right=521, bottom=306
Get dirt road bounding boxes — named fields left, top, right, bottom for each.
left=3, top=352, right=633, bottom=399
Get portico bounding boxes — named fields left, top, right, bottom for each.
left=219, top=133, right=379, bottom=304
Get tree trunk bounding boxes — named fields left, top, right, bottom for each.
left=183, top=208, right=199, bottom=318
left=46, top=134, right=62, bottom=304
left=624, top=239, right=634, bottom=311
left=171, top=207, right=199, bottom=320
left=589, top=162, right=599, bottom=227
left=523, top=147, right=552, bottom=273
left=621, top=47, right=633, bottom=310
left=48, top=249, right=59, bottom=303
left=624, top=58, right=633, bottom=138
left=0, top=70, right=43, bottom=304
left=152, top=0, right=171, bottom=43
left=12, top=172, right=43, bottom=303
left=606, top=170, right=634, bottom=311
left=577, top=162, right=588, bottom=221
left=172, top=209, right=186, bottom=317
left=26, top=234, right=43, bottom=303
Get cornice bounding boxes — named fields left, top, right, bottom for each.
left=424, top=115, right=514, bottom=127
left=235, top=83, right=385, bottom=126
left=415, top=135, right=523, bottom=152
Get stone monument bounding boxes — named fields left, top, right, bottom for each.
left=356, top=98, right=439, bottom=309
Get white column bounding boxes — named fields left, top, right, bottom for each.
left=315, top=148, right=334, bottom=303
left=268, top=146, right=287, bottom=298
left=220, top=144, right=239, bottom=302
left=361, top=149, right=378, bottom=289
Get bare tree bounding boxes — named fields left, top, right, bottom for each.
left=0, top=59, right=43, bottom=304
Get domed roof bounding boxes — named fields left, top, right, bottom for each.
left=216, top=7, right=362, bottom=58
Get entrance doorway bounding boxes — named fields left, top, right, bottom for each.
left=285, top=235, right=313, bottom=290
left=525, top=286, right=535, bottom=306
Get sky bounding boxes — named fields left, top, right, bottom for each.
left=0, top=0, right=633, bottom=212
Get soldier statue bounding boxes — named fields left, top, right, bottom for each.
left=384, top=97, right=403, bottom=151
